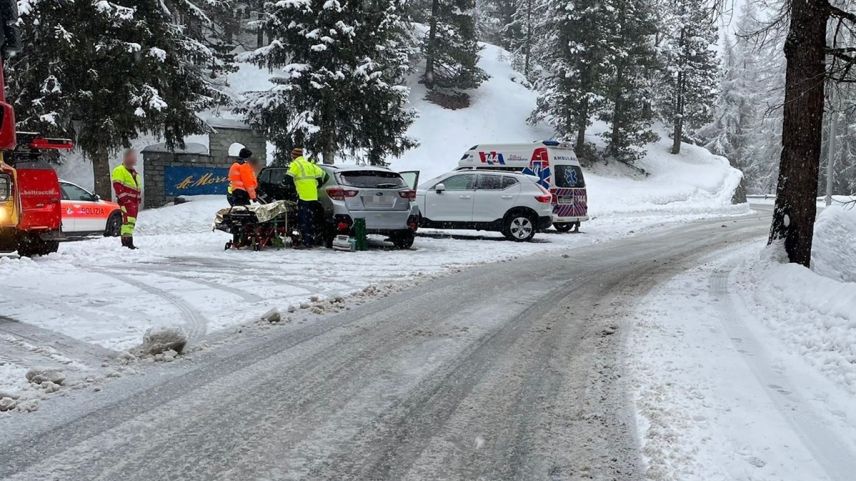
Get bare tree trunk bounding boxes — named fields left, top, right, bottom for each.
left=424, top=0, right=440, bottom=89
left=670, top=78, right=683, bottom=154
left=768, top=0, right=828, bottom=267
left=524, top=0, right=532, bottom=78
left=91, top=148, right=112, bottom=200
left=256, top=10, right=264, bottom=48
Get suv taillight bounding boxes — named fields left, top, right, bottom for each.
left=398, top=190, right=416, bottom=201
left=326, top=187, right=358, bottom=201
left=549, top=187, right=558, bottom=204
left=535, top=194, right=552, bottom=204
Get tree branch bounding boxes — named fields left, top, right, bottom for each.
left=828, top=5, right=856, bottom=24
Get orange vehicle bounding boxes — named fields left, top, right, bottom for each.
left=59, top=180, right=122, bottom=237
left=0, top=136, right=73, bottom=256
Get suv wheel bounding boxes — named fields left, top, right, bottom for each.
left=502, top=212, right=536, bottom=242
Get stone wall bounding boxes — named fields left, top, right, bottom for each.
left=208, top=123, right=268, bottom=163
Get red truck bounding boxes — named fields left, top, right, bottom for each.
left=0, top=1, right=73, bottom=256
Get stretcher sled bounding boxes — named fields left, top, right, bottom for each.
left=213, top=200, right=299, bottom=250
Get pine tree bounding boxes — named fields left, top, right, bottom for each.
left=600, top=0, right=660, bottom=163
left=241, top=0, right=416, bottom=165
left=8, top=0, right=225, bottom=198
left=657, top=0, right=718, bottom=155
left=508, top=0, right=550, bottom=80
left=530, top=0, right=613, bottom=162
left=698, top=2, right=784, bottom=194
left=424, top=0, right=487, bottom=91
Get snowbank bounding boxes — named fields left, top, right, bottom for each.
left=735, top=206, right=856, bottom=393
left=812, top=204, right=856, bottom=282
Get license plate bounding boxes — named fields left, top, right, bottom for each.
left=558, top=196, right=574, bottom=204
left=365, top=194, right=394, bottom=206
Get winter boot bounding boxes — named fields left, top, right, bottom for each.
left=127, top=237, right=138, bottom=250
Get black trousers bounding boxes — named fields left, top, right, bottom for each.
left=228, top=189, right=251, bottom=206
left=298, top=199, right=321, bottom=247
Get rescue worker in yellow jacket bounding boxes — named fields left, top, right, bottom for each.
left=227, top=148, right=259, bottom=206
left=111, top=149, right=142, bottom=249
left=287, top=148, right=325, bottom=248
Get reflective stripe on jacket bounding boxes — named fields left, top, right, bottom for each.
left=287, top=157, right=324, bottom=201
left=228, top=161, right=258, bottom=199
left=111, top=164, right=141, bottom=209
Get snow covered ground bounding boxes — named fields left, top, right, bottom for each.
left=629, top=204, right=856, bottom=481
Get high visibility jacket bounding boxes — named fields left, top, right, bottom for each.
left=228, top=160, right=258, bottom=199
left=111, top=164, right=141, bottom=214
left=287, top=156, right=324, bottom=201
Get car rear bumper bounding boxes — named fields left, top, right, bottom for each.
left=349, top=210, right=413, bottom=232
left=553, top=215, right=589, bottom=223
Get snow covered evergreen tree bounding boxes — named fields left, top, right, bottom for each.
left=600, top=0, right=659, bottom=163
left=8, top=0, right=225, bottom=198
left=530, top=0, right=613, bottom=162
left=423, top=0, right=487, bottom=92
left=241, top=0, right=416, bottom=165
left=656, top=0, right=718, bottom=155
left=699, top=3, right=784, bottom=194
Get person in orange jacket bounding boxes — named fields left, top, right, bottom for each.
left=227, top=148, right=259, bottom=206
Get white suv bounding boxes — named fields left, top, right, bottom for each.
left=415, top=171, right=554, bottom=241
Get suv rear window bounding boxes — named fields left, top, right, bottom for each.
left=554, top=165, right=585, bottom=188
left=338, top=171, right=406, bottom=188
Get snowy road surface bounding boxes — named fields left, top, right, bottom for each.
left=0, top=210, right=770, bottom=481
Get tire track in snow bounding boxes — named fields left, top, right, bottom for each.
left=90, top=268, right=208, bottom=342
left=711, top=268, right=856, bottom=481
left=113, top=265, right=263, bottom=303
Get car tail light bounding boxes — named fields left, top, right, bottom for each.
left=407, top=214, right=420, bottom=232
left=535, top=194, right=552, bottom=204
left=398, top=190, right=416, bottom=201
left=326, top=187, right=358, bottom=200
left=549, top=187, right=558, bottom=204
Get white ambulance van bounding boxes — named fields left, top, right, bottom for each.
left=457, top=141, right=588, bottom=232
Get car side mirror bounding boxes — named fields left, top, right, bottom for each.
left=92, top=194, right=101, bottom=201
left=435, top=183, right=445, bottom=193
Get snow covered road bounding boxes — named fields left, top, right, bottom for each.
left=0, top=210, right=770, bottom=481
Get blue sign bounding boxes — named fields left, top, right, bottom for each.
left=164, top=166, right=230, bottom=196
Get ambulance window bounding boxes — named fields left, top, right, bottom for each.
left=501, top=176, right=519, bottom=189
left=554, top=165, right=586, bottom=188
left=439, top=174, right=474, bottom=191
left=475, top=174, right=503, bottom=190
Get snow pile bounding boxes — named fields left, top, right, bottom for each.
left=735, top=210, right=856, bottom=393
left=138, top=326, right=188, bottom=356
left=812, top=204, right=856, bottom=282
left=134, top=195, right=226, bottom=235
left=585, top=139, right=745, bottom=216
